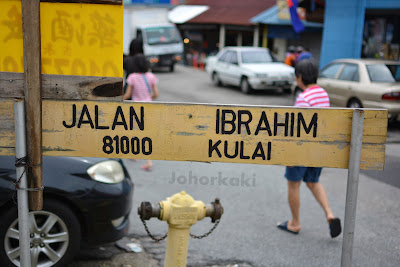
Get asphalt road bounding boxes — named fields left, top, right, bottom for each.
left=153, top=65, right=295, bottom=106
left=122, top=65, right=400, bottom=266
left=362, top=120, right=400, bottom=188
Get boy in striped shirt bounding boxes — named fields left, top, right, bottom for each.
left=277, top=60, right=342, bottom=238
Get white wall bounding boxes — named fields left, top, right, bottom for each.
left=273, top=38, right=287, bottom=61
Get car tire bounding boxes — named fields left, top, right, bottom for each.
left=240, top=77, right=252, bottom=94
left=347, top=99, right=363, bottom=108
left=169, top=64, right=174, bottom=72
left=0, top=199, right=81, bottom=267
left=212, top=72, right=222, bottom=87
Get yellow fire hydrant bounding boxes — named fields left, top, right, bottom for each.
left=138, top=191, right=223, bottom=267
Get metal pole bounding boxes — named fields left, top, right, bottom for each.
left=341, top=109, right=364, bottom=267
left=14, top=99, right=32, bottom=267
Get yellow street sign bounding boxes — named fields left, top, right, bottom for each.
left=0, top=99, right=388, bottom=170
left=0, top=0, right=123, bottom=77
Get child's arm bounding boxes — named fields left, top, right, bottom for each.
left=123, top=84, right=133, bottom=100
left=151, top=84, right=159, bottom=99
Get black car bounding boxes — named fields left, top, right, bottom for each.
left=0, top=156, right=133, bottom=267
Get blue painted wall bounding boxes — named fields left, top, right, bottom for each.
left=365, top=0, right=400, bottom=9
left=319, top=0, right=400, bottom=68
left=319, top=0, right=366, bottom=68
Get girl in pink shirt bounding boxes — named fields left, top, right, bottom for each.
left=123, top=55, right=159, bottom=102
left=123, top=55, right=159, bottom=171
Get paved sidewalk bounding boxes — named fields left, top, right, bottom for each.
left=68, top=236, right=159, bottom=267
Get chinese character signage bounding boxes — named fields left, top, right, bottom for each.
left=0, top=0, right=123, bottom=77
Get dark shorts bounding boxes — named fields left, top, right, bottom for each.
left=285, top=166, right=322, bottom=183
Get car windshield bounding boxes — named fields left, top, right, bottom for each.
left=144, top=26, right=181, bottom=45
left=241, top=50, right=273, bottom=64
left=366, top=64, right=400, bottom=82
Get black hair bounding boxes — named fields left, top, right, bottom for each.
left=129, top=38, right=143, bottom=56
left=295, top=59, right=318, bottom=86
left=133, top=54, right=149, bottom=73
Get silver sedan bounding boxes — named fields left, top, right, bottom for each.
left=292, top=58, right=400, bottom=119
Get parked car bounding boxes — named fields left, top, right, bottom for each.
left=206, top=47, right=295, bottom=94
left=292, top=58, right=400, bottom=120
left=0, top=156, right=133, bottom=267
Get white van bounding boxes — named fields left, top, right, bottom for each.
left=136, top=24, right=184, bottom=72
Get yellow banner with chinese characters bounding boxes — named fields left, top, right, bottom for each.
left=0, top=0, right=123, bottom=77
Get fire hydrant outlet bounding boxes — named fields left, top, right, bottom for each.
left=210, top=198, right=224, bottom=223
left=138, top=201, right=161, bottom=220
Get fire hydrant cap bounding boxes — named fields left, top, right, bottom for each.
left=170, top=191, right=195, bottom=207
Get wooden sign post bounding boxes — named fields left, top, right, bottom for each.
left=21, top=0, right=43, bottom=211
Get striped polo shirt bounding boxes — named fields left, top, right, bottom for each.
left=295, top=85, right=330, bottom=107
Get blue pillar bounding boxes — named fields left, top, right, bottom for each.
left=319, top=0, right=366, bottom=68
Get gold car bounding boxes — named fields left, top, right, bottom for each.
left=293, top=58, right=400, bottom=120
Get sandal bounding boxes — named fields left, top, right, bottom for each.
left=276, top=221, right=300, bottom=235
left=329, top=218, right=342, bottom=238
left=141, top=165, right=152, bottom=171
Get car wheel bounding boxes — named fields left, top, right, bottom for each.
left=240, top=77, right=252, bottom=94
left=347, top=99, right=363, bottom=108
left=169, top=64, right=174, bottom=72
left=0, top=200, right=81, bottom=267
left=212, top=72, right=222, bottom=86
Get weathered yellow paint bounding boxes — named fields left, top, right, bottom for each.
left=0, top=99, right=15, bottom=156
left=0, top=0, right=123, bottom=77
left=0, top=99, right=388, bottom=170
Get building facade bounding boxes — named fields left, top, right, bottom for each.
left=320, top=0, right=400, bottom=67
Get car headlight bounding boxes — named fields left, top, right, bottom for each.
left=87, top=160, right=125, bottom=184
left=112, top=216, right=126, bottom=227
left=148, top=56, right=159, bottom=63
left=256, top=73, right=268, bottom=78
